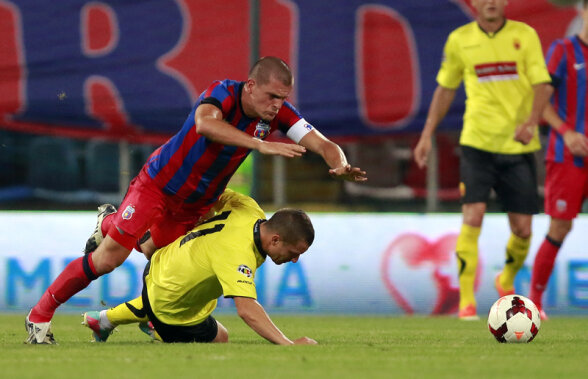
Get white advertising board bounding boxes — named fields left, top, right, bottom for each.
left=1, top=212, right=587, bottom=316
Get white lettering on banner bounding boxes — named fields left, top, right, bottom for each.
left=1, top=213, right=588, bottom=315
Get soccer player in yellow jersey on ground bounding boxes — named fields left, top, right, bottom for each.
left=414, top=0, right=553, bottom=320
left=82, top=189, right=317, bottom=345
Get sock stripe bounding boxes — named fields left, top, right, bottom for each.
left=545, top=235, right=563, bottom=248
left=82, top=253, right=98, bottom=281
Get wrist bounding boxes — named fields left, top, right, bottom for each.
left=558, top=123, right=574, bottom=136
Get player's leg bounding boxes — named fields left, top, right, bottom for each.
left=529, top=161, right=585, bottom=318
left=456, top=146, right=494, bottom=319
left=456, top=202, right=485, bottom=319
left=213, top=320, right=229, bottom=343
left=82, top=296, right=151, bottom=342
left=26, top=177, right=164, bottom=344
left=497, top=212, right=532, bottom=295
left=494, top=152, right=539, bottom=296
left=529, top=217, right=571, bottom=318
left=25, top=237, right=132, bottom=344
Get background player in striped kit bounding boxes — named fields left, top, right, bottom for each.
left=529, top=0, right=588, bottom=320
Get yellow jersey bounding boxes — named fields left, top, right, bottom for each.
left=437, top=20, right=550, bottom=154
left=145, top=189, right=267, bottom=326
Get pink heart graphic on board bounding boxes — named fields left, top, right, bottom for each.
left=380, top=233, right=482, bottom=315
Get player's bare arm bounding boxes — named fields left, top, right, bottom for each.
left=195, top=103, right=306, bottom=158
left=543, top=102, right=588, bottom=157
left=514, top=83, right=553, bottom=145
left=233, top=296, right=317, bottom=345
left=414, top=85, right=457, bottom=168
left=298, top=129, right=367, bottom=182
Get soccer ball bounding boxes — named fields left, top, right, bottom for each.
left=487, top=295, right=541, bottom=343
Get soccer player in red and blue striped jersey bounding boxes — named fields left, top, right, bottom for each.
left=529, top=1, right=588, bottom=320
left=25, top=57, right=367, bottom=344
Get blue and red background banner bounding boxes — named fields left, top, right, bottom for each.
left=0, top=0, right=578, bottom=143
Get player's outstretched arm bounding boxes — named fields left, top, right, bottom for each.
left=233, top=296, right=317, bottom=345
left=298, top=129, right=367, bottom=182
left=195, top=104, right=306, bottom=158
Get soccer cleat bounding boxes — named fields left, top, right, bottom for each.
left=458, top=304, right=479, bottom=321
left=82, top=311, right=115, bottom=342
left=24, top=311, right=57, bottom=345
left=494, top=273, right=515, bottom=298
left=138, top=321, right=161, bottom=342
left=84, top=204, right=117, bottom=254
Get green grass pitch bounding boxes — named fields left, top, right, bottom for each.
left=2, top=313, right=588, bottom=378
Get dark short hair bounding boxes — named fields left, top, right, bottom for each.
left=265, top=208, right=314, bottom=246
left=585, top=0, right=588, bottom=8
left=248, top=56, right=293, bottom=86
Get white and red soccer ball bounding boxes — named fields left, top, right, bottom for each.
left=488, top=295, right=541, bottom=343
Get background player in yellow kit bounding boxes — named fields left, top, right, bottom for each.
left=82, top=189, right=317, bottom=345
left=413, top=0, right=552, bottom=319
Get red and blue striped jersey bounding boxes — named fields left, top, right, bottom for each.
left=545, top=36, right=588, bottom=167
left=144, top=79, right=304, bottom=208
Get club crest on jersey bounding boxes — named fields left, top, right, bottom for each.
left=254, top=120, right=270, bottom=139
left=513, top=38, right=521, bottom=50
left=122, top=205, right=135, bottom=220
left=238, top=264, right=253, bottom=278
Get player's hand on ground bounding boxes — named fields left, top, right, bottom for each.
left=563, top=131, right=588, bottom=157
left=413, top=136, right=432, bottom=169
left=293, top=336, right=318, bottom=345
left=257, top=140, right=306, bottom=157
left=514, top=121, right=535, bottom=145
left=329, top=164, right=367, bottom=182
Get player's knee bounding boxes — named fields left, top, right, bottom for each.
left=213, top=322, right=229, bottom=343
left=549, top=219, right=572, bottom=241
left=92, top=241, right=131, bottom=274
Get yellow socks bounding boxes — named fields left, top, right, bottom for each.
left=499, top=233, right=531, bottom=291
left=455, top=224, right=481, bottom=309
left=106, top=296, right=149, bottom=325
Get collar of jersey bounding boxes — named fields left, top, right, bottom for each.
left=477, top=19, right=507, bottom=38
left=253, top=219, right=268, bottom=259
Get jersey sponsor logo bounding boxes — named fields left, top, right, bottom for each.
left=573, top=63, right=585, bottom=71
left=474, top=61, right=518, bottom=82
left=122, top=205, right=135, bottom=220
left=238, top=264, right=253, bottom=278
left=254, top=120, right=271, bottom=139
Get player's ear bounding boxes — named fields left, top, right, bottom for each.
left=271, top=234, right=281, bottom=246
left=245, top=78, right=255, bottom=93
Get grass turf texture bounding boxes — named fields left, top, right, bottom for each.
left=2, top=314, right=587, bottom=378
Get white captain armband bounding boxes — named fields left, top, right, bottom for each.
left=286, top=118, right=314, bottom=143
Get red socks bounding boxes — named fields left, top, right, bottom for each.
left=29, top=253, right=99, bottom=323
left=529, top=236, right=561, bottom=308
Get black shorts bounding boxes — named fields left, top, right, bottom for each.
left=141, top=262, right=218, bottom=343
left=459, top=145, right=539, bottom=214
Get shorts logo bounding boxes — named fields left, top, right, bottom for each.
left=254, top=120, right=270, bottom=139
left=122, top=205, right=135, bottom=220
left=556, top=199, right=567, bottom=213
left=238, top=264, right=253, bottom=278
